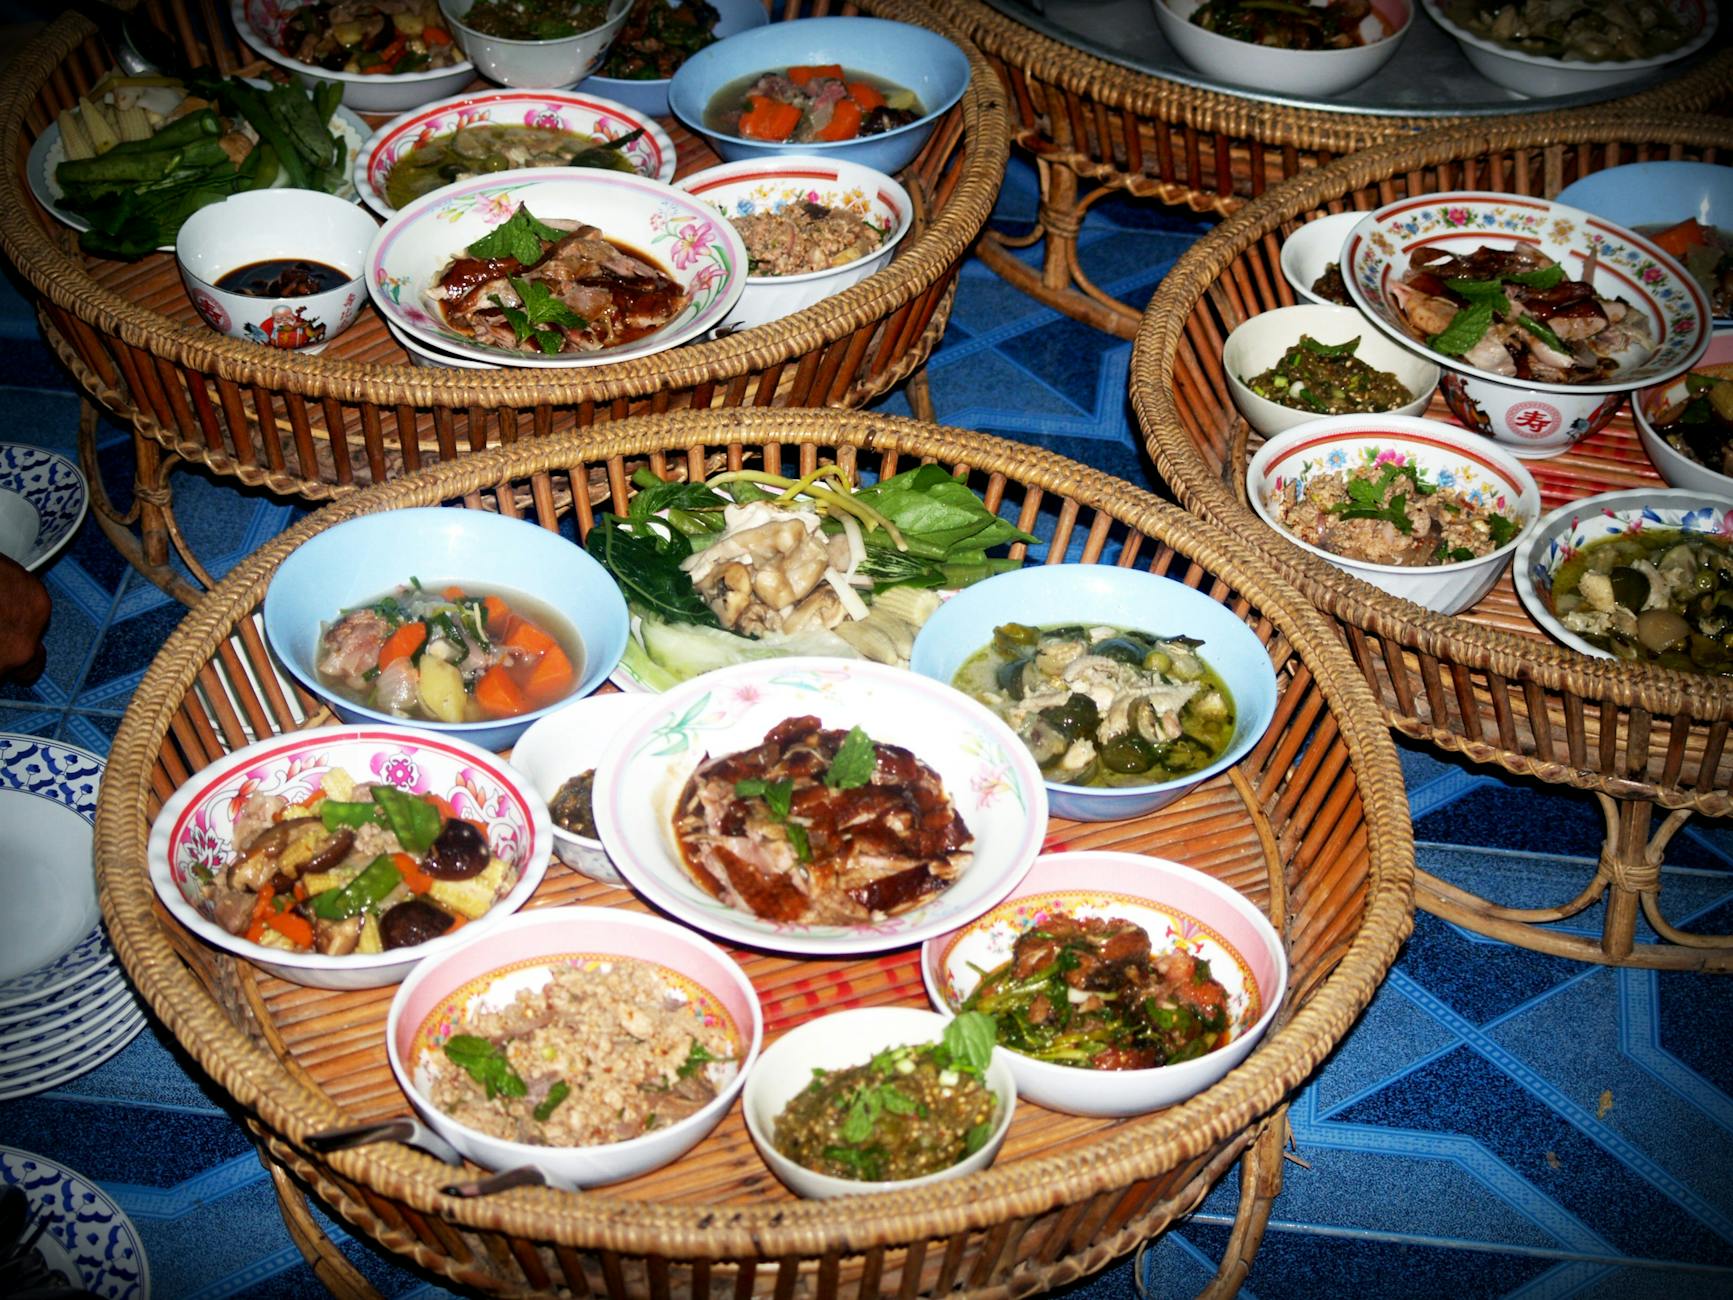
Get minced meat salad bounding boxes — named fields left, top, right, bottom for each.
left=773, top=1012, right=999, bottom=1182
left=1243, top=335, right=1414, bottom=415
left=1274, top=461, right=1520, bottom=567
left=731, top=201, right=885, bottom=278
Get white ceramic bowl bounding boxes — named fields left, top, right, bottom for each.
left=389, top=319, right=498, bottom=368
left=666, top=16, right=971, bottom=174
left=508, top=692, right=653, bottom=885
left=1247, top=414, right=1541, bottom=615
left=356, top=88, right=676, bottom=217
left=679, top=156, right=913, bottom=333
left=232, top=0, right=477, bottom=113
left=441, top=0, right=632, bottom=88
left=1344, top=192, right=1713, bottom=458
left=590, top=657, right=1048, bottom=955
left=1152, top=0, right=1412, bottom=96
left=388, top=906, right=762, bottom=1189
left=577, top=0, right=771, bottom=119
left=367, top=167, right=747, bottom=367
left=1420, top=0, right=1717, bottom=97
left=906, top=564, right=1279, bottom=823
left=1279, top=210, right=1367, bottom=307
left=741, top=1006, right=1016, bottom=1199
left=147, top=725, right=553, bottom=989
left=0, top=737, right=101, bottom=991
left=261, top=506, right=630, bottom=752
left=176, top=190, right=377, bottom=352
left=1635, top=326, right=1733, bottom=494
left=921, top=851, right=1287, bottom=1117
left=1224, top=303, right=1441, bottom=436
left=1514, top=487, right=1733, bottom=661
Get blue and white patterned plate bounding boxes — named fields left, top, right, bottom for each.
left=0, top=1010, right=147, bottom=1102
left=0, top=970, right=132, bottom=1048
left=0, top=737, right=110, bottom=1010
left=0, top=444, right=87, bottom=572
left=0, top=990, right=144, bottom=1070
left=0, top=1147, right=149, bottom=1299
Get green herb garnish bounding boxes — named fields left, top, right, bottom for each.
left=1297, top=334, right=1361, bottom=357
left=1507, top=264, right=1566, bottom=289
left=1517, top=315, right=1568, bottom=354
left=490, top=277, right=590, bottom=356
left=443, top=1034, right=527, bottom=1101
left=465, top=204, right=567, bottom=265
left=677, top=1039, right=718, bottom=1080
left=824, top=726, right=877, bottom=790
left=532, top=1080, right=571, bottom=1122
left=1488, top=513, right=1518, bottom=547
left=941, top=1010, right=998, bottom=1076
left=1428, top=301, right=1498, bottom=356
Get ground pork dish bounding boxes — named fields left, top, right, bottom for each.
left=1273, top=461, right=1520, bottom=567
left=731, top=202, right=884, bottom=278
left=429, top=959, right=739, bottom=1146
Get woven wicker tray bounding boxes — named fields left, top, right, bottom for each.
left=97, top=407, right=1414, bottom=1298
left=1133, top=112, right=1733, bottom=972
left=932, top=0, right=1733, bottom=336
left=0, top=0, right=1007, bottom=603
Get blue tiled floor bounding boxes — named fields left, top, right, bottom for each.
left=3, top=151, right=1732, bottom=1299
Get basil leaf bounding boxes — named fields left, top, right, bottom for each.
left=372, top=785, right=442, bottom=858
left=1428, top=301, right=1498, bottom=356
left=532, top=1080, right=571, bottom=1122
left=824, top=726, right=877, bottom=790
left=943, top=1010, right=998, bottom=1076
left=1297, top=334, right=1360, bottom=357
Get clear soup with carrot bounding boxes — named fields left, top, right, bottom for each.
left=703, top=65, right=922, bottom=144
left=315, top=581, right=583, bottom=724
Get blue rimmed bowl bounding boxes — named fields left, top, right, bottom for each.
left=0, top=444, right=86, bottom=573
left=578, top=0, right=771, bottom=119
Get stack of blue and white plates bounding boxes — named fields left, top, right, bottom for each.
left=0, top=736, right=146, bottom=1101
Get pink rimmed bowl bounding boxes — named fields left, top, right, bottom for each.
left=356, top=89, right=676, bottom=217
left=589, top=657, right=1048, bottom=957
left=920, top=851, right=1286, bottom=1117
left=365, top=167, right=747, bottom=368
left=146, top=725, right=553, bottom=989
left=1343, top=192, right=1711, bottom=457
left=1246, top=414, right=1541, bottom=615
left=387, top=907, right=762, bottom=1190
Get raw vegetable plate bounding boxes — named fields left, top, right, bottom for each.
left=590, top=657, right=1048, bottom=956
left=27, top=79, right=369, bottom=253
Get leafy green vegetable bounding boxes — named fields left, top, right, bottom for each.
left=734, top=777, right=794, bottom=820
left=491, top=277, right=590, bottom=355
left=1507, top=264, right=1566, bottom=289
left=1326, top=466, right=1435, bottom=534
left=371, top=785, right=442, bottom=858
left=1517, top=315, right=1568, bottom=354
left=1445, top=277, right=1513, bottom=316
left=584, top=515, right=720, bottom=627
left=824, top=726, right=877, bottom=790
left=466, top=204, right=568, bottom=264
left=443, top=1034, right=527, bottom=1101
left=852, top=465, right=1037, bottom=566
left=1297, top=334, right=1361, bottom=357
left=942, top=1011, right=998, bottom=1076
left=677, top=1039, right=718, bottom=1080
left=1488, top=513, right=1518, bottom=547
left=532, top=1080, right=571, bottom=1122
left=1428, top=301, right=1498, bottom=356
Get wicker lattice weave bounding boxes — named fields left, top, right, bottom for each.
left=1133, top=111, right=1733, bottom=971
left=96, top=407, right=1414, bottom=1297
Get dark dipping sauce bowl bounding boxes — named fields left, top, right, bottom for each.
left=216, top=258, right=353, bottom=298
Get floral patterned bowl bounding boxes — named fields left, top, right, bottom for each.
left=1514, top=488, right=1733, bottom=661
left=589, top=657, right=1048, bottom=956
left=907, top=564, right=1279, bottom=821
left=1246, top=414, right=1542, bottom=615
left=146, top=725, right=553, bottom=989
left=1343, top=193, right=1712, bottom=458
left=679, top=156, right=913, bottom=333
left=366, top=167, right=747, bottom=368
left=920, top=851, right=1287, bottom=1116
left=356, top=89, right=676, bottom=218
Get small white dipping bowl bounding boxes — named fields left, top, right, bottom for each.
left=509, top=692, right=653, bottom=885
left=1635, top=326, right=1733, bottom=494
left=177, top=190, right=377, bottom=352
left=146, top=724, right=552, bottom=990
left=388, top=906, right=762, bottom=1189
left=1514, top=487, right=1733, bottom=662
left=741, top=1006, right=1016, bottom=1199
left=1279, top=210, right=1368, bottom=307
left=441, top=0, right=633, bottom=88
left=679, top=155, right=913, bottom=333
left=1224, top=303, right=1440, bottom=437
left=1247, top=414, right=1541, bottom=615
left=1152, top=0, right=1413, bottom=97
left=1419, top=0, right=1717, bottom=98
left=921, top=850, right=1287, bottom=1117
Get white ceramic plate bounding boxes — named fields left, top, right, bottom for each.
left=26, top=82, right=370, bottom=252
left=590, top=657, right=1048, bottom=956
left=0, top=1147, right=150, bottom=1298
left=0, top=969, right=133, bottom=1046
left=0, top=1011, right=146, bottom=1101
left=0, top=444, right=87, bottom=572
left=0, top=737, right=106, bottom=1009
left=0, top=998, right=145, bottom=1074
left=367, top=167, right=747, bottom=368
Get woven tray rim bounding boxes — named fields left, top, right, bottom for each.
left=0, top=2, right=1008, bottom=408
left=939, top=0, right=1733, bottom=153
left=1133, top=108, right=1733, bottom=722
left=96, top=407, right=1415, bottom=1255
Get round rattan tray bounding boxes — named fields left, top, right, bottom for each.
left=97, top=407, right=1413, bottom=1298
left=1133, top=111, right=1733, bottom=973
left=0, top=1, right=1008, bottom=605
left=931, top=0, right=1733, bottom=337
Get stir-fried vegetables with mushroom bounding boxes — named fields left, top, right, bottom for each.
left=1442, top=0, right=1694, bottom=62
left=199, top=770, right=519, bottom=955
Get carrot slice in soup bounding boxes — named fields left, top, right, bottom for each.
left=505, top=619, right=557, bottom=655
left=377, top=621, right=427, bottom=669
left=1652, top=218, right=1714, bottom=258
left=846, top=81, right=885, bottom=110
left=788, top=64, right=843, bottom=85
left=816, top=97, right=863, bottom=142
left=524, top=643, right=575, bottom=705
left=475, top=664, right=530, bottom=718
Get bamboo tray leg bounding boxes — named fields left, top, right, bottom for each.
left=76, top=400, right=206, bottom=607
left=264, top=1146, right=384, bottom=1300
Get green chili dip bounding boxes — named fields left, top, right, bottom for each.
left=1245, top=335, right=1414, bottom=415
